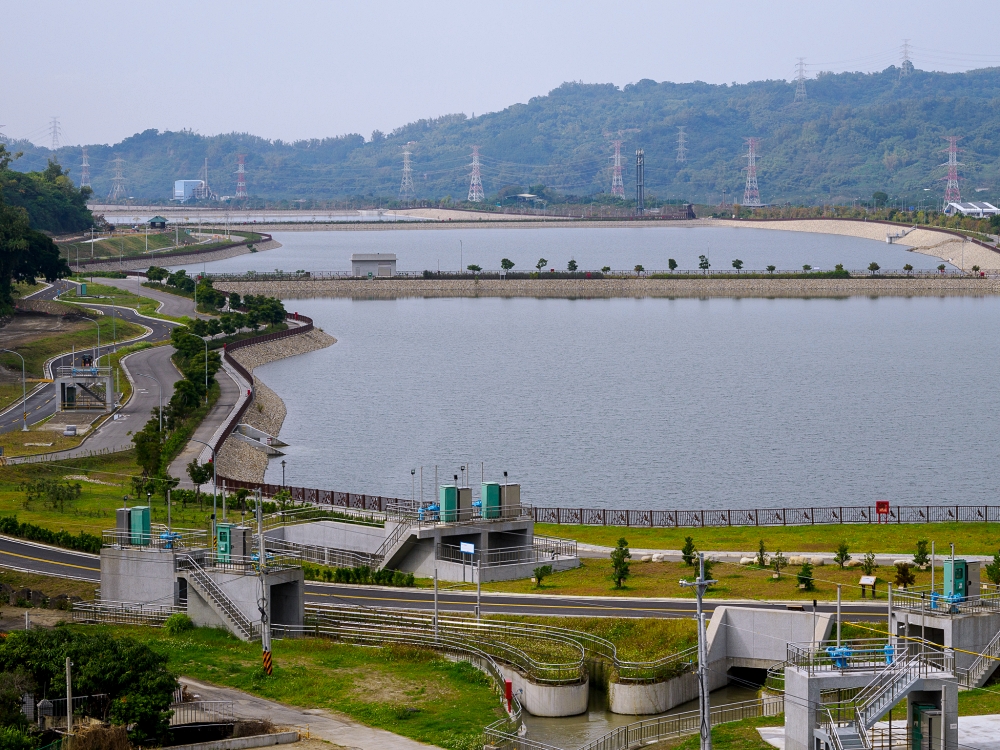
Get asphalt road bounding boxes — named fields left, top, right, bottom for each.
left=98, top=276, right=211, bottom=319
left=0, top=281, right=178, bottom=434
left=0, top=535, right=886, bottom=620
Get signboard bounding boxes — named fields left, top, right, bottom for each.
left=875, top=500, right=890, bottom=514
left=460, top=542, right=475, bottom=555
left=859, top=576, right=877, bottom=586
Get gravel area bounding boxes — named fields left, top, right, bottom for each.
left=216, top=329, right=335, bottom=483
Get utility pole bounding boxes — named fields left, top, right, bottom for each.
left=635, top=150, right=645, bottom=216
left=680, top=553, right=717, bottom=750
left=256, top=489, right=272, bottom=674
left=65, top=657, right=73, bottom=735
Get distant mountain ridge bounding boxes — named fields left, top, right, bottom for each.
left=9, top=65, right=1000, bottom=206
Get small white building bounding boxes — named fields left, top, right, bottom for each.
left=351, top=253, right=397, bottom=277
left=944, top=201, right=1000, bottom=217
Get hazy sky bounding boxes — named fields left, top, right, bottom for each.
left=6, top=0, right=1000, bottom=147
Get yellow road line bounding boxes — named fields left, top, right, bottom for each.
left=0, top=549, right=99, bottom=572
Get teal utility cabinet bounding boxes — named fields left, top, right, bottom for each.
left=944, top=559, right=969, bottom=598
left=217, top=523, right=234, bottom=562
left=440, top=485, right=458, bottom=522
left=482, top=482, right=501, bottom=519
left=129, top=505, right=150, bottom=546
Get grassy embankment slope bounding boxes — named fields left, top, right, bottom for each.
left=58, top=230, right=260, bottom=263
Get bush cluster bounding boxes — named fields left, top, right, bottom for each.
left=0, top=516, right=101, bottom=554
left=301, top=563, right=414, bottom=587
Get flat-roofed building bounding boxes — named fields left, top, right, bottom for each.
left=351, top=253, right=397, bottom=277
left=944, top=201, right=1000, bottom=217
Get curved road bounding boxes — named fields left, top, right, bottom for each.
left=0, top=535, right=885, bottom=619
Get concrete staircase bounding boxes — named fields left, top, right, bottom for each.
left=832, top=726, right=866, bottom=750
left=962, top=627, right=1000, bottom=688
left=176, top=555, right=259, bottom=641
left=375, top=518, right=414, bottom=570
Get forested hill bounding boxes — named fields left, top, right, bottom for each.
left=10, top=65, right=1000, bottom=206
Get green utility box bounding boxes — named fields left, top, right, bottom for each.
left=482, top=482, right=501, bottom=519
left=129, top=505, right=151, bottom=546
left=440, top=485, right=458, bottom=522
left=217, top=523, right=234, bottom=562
left=911, top=703, right=942, bottom=750
left=944, top=559, right=967, bottom=598
left=78, top=283, right=87, bottom=297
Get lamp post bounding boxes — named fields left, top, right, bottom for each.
left=188, top=438, right=218, bottom=547
left=137, top=373, right=162, bottom=432
left=201, top=337, right=209, bottom=403
left=411, top=468, right=415, bottom=503
left=0, top=349, right=28, bottom=431
left=281, top=459, right=286, bottom=488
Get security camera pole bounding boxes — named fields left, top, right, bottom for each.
left=680, top=552, right=717, bottom=750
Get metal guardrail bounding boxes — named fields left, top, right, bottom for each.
left=72, top=600, right=183, bottom=626
left=102, top=525, right=208, bottom=550
left=892, top=585, right=1000, bottom=615
left=55, top=366, right=112, bottom=377
left=169, top=701, right=236, bottom=726
left=262, top=506, right=385, bottom=531
left=262, top=537, right=381, bottom=569
left=385, top=501, right=534, bottom=526
left=436, top=536, right=578, bottom=568
left=787, top=638, right=952, bottom=677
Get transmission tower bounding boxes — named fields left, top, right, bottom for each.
left=80, top=148, right=91, bottom=188
left=899, top=40, right=913, bottom=79
left=467, top=145, right=484, bottom=203
left=235, top=154, right=248, bottom=200
left=107, top=157, right=126, bottom=201
left=399, top=147, right=415, bottom=202
left=610, top=140, right=625, bottom=197
left=942, top=136, right=962, bottom=206
left=742, top=138, right=761, bottom=207
left=635, top=150, right=645, bottom=216
left=49, top=116, right=61, bottom=151
left=676, top=126, right=687, bottom=163
left=794, top=58, right=807, bottom=102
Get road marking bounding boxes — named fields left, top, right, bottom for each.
left=0, top=549, right=99, bottom=572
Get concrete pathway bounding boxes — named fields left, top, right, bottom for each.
left=179, top=677, right=434, bottom=750
left=759, top=714, right=1000, bottom=750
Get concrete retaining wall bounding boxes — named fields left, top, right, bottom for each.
left=165, top=730, right=298, bottom=750
left=266, top=520, right=387, bottom=554
left=498, top=666, right=588, bottom=717
left=608, top=673, right=699, bottom=715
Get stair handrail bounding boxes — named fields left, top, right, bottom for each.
left=176, top=554, right=258, bottom=639
left=963, top=626, right=1000, bottom=687
left=855, top=707, right=872, bottom=749
left=372, top=516, right=413, bottom=566
left=821, top=708, right=847, bottom=750
left=853, top=645, right=949, bottom=728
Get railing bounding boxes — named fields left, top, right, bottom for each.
left=102, top=525, right=208, bottom=550
left=385, top=500, right=534, bottom=526
left=175, top=554, right=260, bottom=640
left=575, top=697, right=783, bottom=750
left=169, top=701, right=236, bottom=726
left=892, top=585, right=1000, bottom=615
left=262, top=505, right=385, bottom=531
left=37, top=694, right=110, bottom=726
left=261, top=537, right=381, bottom=569
left=960, top=625, right=1000, bottom=688
left=371, top=517, right=412, bottom=567
left=788, top=639, right=895, bottom=675
left=300, top=603, right=696, bottom=685
left=72, top=600, right=183, bottom=626
left=436, top=536, right=578, bottom=568
left=55, top=366, right=112, bottom=377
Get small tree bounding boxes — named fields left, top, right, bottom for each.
left=610, top=537, right=631, bottom=588
left=894, top=562, right=916, bottom=590
left=834, top=541, right=851, bottom=569
left=732, top=259, right=743, bottom=273
left=913, top=539, right=930, bottom=568
left=536, top=258, right=548, bottom=274
left=903, top=263, right=914, bottom=275
left=797, top=562, right=815, bottom=591
left=985, top=550, right=1000, bottom=587
left=634, top=264, right=645, bottom=275
left=668, top=258, right=678, bottom=272
left=466, top=264, right=482, bottom=273
left=756, top=539, right=768, bottom=568
left=868, top=262, right=881, bottom=276
left=802, top=264, right=812, bottom=271
left=937, top=264, right=946, bottom=272
left=698, top=255, right=711, bottom=272
left=766, top=265, right=776, bottom=274
left=501, top=258, right=515, bottom=272
left=601, top=266, right=611, bottom=273
left=567, top=259, right=578, bottom=272
left=681, top=536, right=697, bottom=566
left=701, top=557, right=716, bottom=584
left=834, top=264, right=845, bottom=272
left=186, top=459, right=212, bottom=508
left=860, top=551, right=878, bottom=576
left=973, top=265, right=981, bottom=273
left=533, top=564, right=553, bottom=588
left=771, top=550, right=788, bottom=579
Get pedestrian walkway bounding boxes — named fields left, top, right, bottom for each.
left=179, top=677, right=435, bottom=750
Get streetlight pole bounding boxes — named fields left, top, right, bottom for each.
left=411, top=468, right=415, bottom=503
left=281, top=459, right=286, bottom=488
left=188, top=438, right=218, bottom=546
left=137, top=373, right=162, bottom=432
left=0, top=349, right=29, bottom=431
left=680, top=553, right=718, bottom=750
left=202, top=337, right=209, bottom=404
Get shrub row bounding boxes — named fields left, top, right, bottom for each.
left=0, top=515, right=102, bottom=554
left=301, top=563, right=415, bottom=587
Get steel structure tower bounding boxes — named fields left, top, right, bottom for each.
left=900, top=40, right=913, bottom=79
left=235, top=154, right=248, bottom=200
left=611, top=140, right=625, bottom=197
left=676, top=126, right=687, bottom=163
left=400, top=146, right=415, bottom=201
left=107, top=157, right=126, bottom=201
left=794, top=58, right=807, bottom=102
left=942, top=136, right=962, bottom=205
left=742, top=138, right=761, bottom=207
left=49, top=116, right=61, bottom=150
left=635, top=150, right=645, bottom=216
left=80, top=148, right=91, bottom=188
left=467, top=145, right=484, bottom=203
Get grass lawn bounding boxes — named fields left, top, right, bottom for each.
left=538, top=523, right=1000, bottom=556
left=61, top=232, right=178, bottom=262
left=0, top=568, right=97, bottom=600
left=479, top=558, right=932, bottom=602
left=100, top=624, right=501, bottom=750
left=0, top=451, right=218, bottom=535
left=66, top=279, right=185, bottom=321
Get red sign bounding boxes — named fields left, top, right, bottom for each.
left=876, top=500, right=890, bottom=514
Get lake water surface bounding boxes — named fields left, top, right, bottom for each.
left=257, top=294, right=1000, bottom=510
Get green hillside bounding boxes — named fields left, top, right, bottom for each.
left=10, top=65, right=1000, bottom=206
